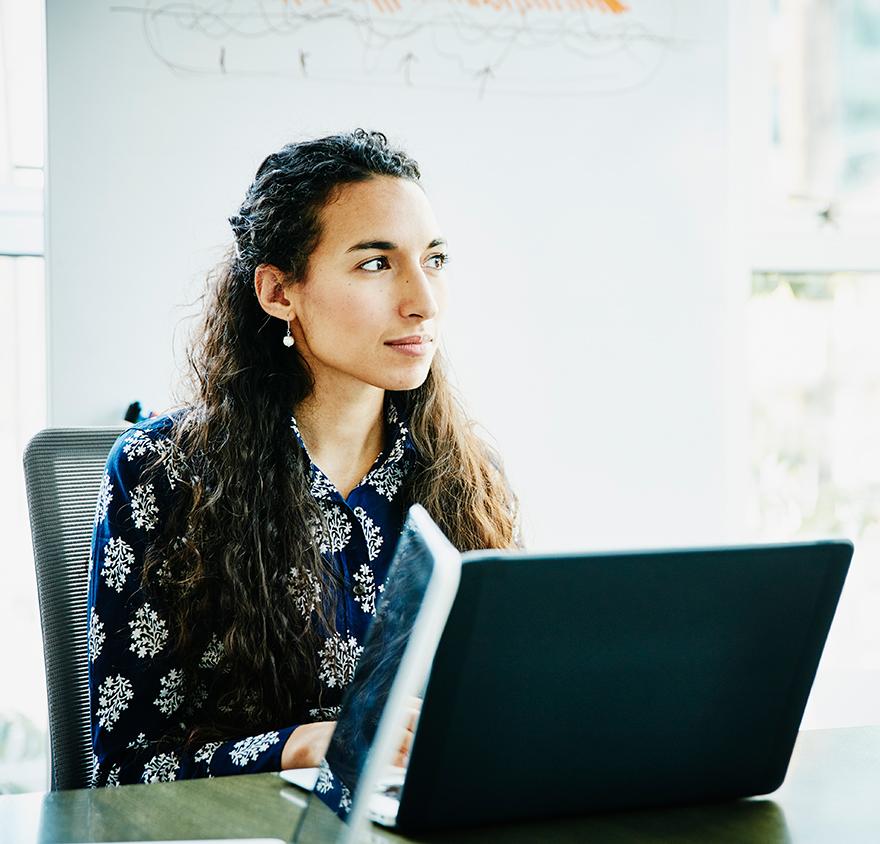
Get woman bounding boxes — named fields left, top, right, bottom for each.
left=87, top=129, right=521, bottom=787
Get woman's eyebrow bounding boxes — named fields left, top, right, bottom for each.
left=345, top=237, right=447, bottom=253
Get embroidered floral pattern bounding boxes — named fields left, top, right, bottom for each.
left=288, top=566, right=321, bottom=617
left=101, top=536, right=135, bottom=593
left=340, top=783, right=353, bottom=813
left=142, top=752, right=179, bottom=783
left=229, top=732, right=280, bottom=766
left=315, top=504, right=352, bottom=554
left=154, top=551, right=176, bottom=586
left=308, top=706, right=342, bottom=720
left=386, top=431, right=406, bottom=465
left=366, top=460, right=405, bottom=501
left=105, top=764, right=121, bottom=787
left=96, top=674, right=134, bottom=731
left=241, top=688, right=261, bottom=719
left=122, top=429, right=155, bottom=460
left=154, top=436, right=187, bottom=490
left=190, top=682, right=210, bottom=713
left=95, top=472, right=113, bottom=525
left=359, top=401, right=410, bottom=500
left=339, top=783, right=351, bottom=812
left=153, top=668, right=184, bottom=715
left=352, top=564, right=377, bottom=616
left=318, top=633, right=363, bottom=689
left=127, top=732, right=150, bottom=750
left=130, top=482, right=159, bottom=531
left=310, top=471, right=337, bottom=501
left=89, top=608, right=105, bottom=663
left=198, top=633, right=224, bottom=669
left=316, top=758, right=334, bottom=794
left=129, top=602, right=168, bottom=658
left=353, top=506, right=384, bottom=562
left=194, top=741, right=222, bottom=766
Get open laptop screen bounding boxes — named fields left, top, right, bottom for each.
left=294, top=504, right=461, bottom=844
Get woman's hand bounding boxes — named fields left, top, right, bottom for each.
left=282, top=696, right=423, bottom=770
left=282, top=721, right=337, bottom=769
left=392, top=696, right=422, bottom=768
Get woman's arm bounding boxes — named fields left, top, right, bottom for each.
left=281, top=722, right=336, bottom=769
left=87, top=423, right=300, bottom=785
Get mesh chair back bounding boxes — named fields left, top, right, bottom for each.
left=23, top=427, right=126, bottom=791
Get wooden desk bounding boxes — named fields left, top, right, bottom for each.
left=2, top=726, right=878, bottom=843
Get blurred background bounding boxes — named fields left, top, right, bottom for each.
left=1, top=0, right=879, bottom=792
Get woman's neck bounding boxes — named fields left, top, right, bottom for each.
left=293, top=382, right=386, bottom=498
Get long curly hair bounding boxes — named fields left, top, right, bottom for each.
left=139, top=129, right=521, bottom=746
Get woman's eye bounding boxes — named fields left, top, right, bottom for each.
left=359, top=256, right=390, bottom=272
left=358, top=253, right=449, bottom=272
left=425, top=252, right=449, bottom=270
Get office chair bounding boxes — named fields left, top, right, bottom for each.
left=22, top=427, right=126, bottom=791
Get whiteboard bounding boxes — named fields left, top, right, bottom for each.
left=45, top=0, right=736, bottom=549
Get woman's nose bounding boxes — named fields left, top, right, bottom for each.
left=399, top=265, right=439, bottom=320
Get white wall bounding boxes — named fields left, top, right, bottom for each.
left=46, top=0, right=735, bottom=551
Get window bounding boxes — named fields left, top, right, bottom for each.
left=742, top=0, right=880, bottom=728
left=0, top=0, right=48, bottom=793
left=765, top=0, right=880, bottom=226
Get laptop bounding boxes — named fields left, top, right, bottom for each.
left=290, top=516, right=853, bottom=839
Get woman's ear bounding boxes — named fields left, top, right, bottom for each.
left=254, top=264, right=294, bottom=319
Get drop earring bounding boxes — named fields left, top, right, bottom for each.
left=283, top=320, right=295, bottom=348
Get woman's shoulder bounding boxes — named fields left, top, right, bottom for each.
left=107, top=406, right=194, bottom=492
left=114, top=407, right=186, bottom=448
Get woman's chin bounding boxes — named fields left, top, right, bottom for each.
left=377, top=367, right=432, bottom=392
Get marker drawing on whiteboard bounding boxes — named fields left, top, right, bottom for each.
left=399, top=52, right=417, bottom=86
left=109, top=0, right=678, bottom=97
left=476, top=65, right=494, bottom=100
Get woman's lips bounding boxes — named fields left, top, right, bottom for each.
left=385, top=338, right=432, bottom=357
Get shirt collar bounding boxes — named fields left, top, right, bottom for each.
left=383, top=392, right=418, bottom=464
left=289, top=393, right=417, bottom=497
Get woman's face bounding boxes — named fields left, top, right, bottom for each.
left=284, top=175, right=449, bottom=394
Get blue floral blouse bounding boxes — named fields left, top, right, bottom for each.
left=87, top=393, right=418, bottom=786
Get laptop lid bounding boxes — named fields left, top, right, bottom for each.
left=293, top=503, right=461, bottom=844
left=394, top=539, right=853, bottom=830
